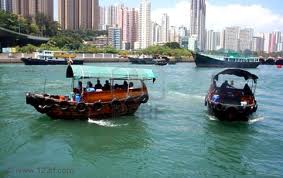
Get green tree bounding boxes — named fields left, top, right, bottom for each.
left=164, top=42, right=181, bottom=49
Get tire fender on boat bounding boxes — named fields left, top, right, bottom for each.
left=76, top=102, right=87, bottom=113
left=59, top=101, right=70, bottom=111
left=110, top=99, right=122, bottom=112
left=139, top=94, right=149, bottom=104
left=92, top=101, right=103, bottom=112
left=215, top=103, right=223, bottom=111
left=125, top=97, right=136, bottom=112
left=43, top=99, right=55, bottom=110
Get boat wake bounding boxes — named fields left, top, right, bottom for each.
left=248, top=116, right=265, bottom=124
left=88, top=118, right=128, bottom=127
left=207, top=115, right=218, bottom=121
left=206, top=114, right=264, bottom=124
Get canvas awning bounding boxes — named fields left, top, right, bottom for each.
left=213, top=69, right=258, bottom=81
left=66, top=65, right=156, bottom=81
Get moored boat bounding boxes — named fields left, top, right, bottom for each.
left=205, top=69, right=258, bottom=121
left=275, top=57, right=283, bottom=65
left=21, top=50, right=84, bottom=65
left=195, top=53, right=260, bottom=68
left=26, top=65, right=156, bottom=120
left=128, top=55, right=155, bottom=64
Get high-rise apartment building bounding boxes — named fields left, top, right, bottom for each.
left=190, top=0, right=206, bottom=51
left=160, top=13, right=169, bottom=43
left=139, top=0, right=151, bottom=49
left=169, top=26, right=178, bottom=42
left=128, top=8, right=139, bottom=49
left=58, top=0, right=99, bottom=30
left=151, top=22, right=161, bottom=45
left=239, top=28, right=254, bottom=51
left=206, top=30, right=221, bottom=51
left=0, top=0, right=12, bottom=12
left=252, top=37, right=264, bottom=52
left=10, top=0, right=53, bottom=19
left=108, top=26, right=122, bottom=49
left=224, top=26, right=240, bottom=51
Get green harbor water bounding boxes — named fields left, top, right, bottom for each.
left=0, top=63, right=283, bottom=177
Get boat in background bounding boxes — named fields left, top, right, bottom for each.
left=275, top=57, right=283, bottom=65
left=129, top=55, right=176, bottom=65
left=128, top=55, right=155, bottom=65
left=205, top=69, right=258, bottom=121
left=21, top=50, right=84, bottom=65
left=195, top=53, right=260, bottom=68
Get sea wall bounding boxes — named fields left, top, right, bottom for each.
left=0, top=53, right=194, bottom=64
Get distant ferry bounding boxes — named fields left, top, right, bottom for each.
left=129, top=55, right=176, bottom=65
left=195, top=53, right=260, bottom=68
left=21, top=50, right=84, bottom=65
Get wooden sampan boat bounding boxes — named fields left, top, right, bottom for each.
left=205, top=69, right=258, bottom=121
left=26, top=65, right=156, bottom=120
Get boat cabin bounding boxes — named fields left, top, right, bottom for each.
left=209, top=69, right=258, bottom=105
left=36, top=50, right=76, bottom=60
left=66, top=65, right=156, bottom=103
left=224, top=57, right=259, bottom=63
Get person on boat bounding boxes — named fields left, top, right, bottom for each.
left=123, top=80, right=128, bottom=89
left=129, top=82, right=134, bottom=89
left=87, top=81, right=93, bottom=88
left=77, top=81, right=83, bottom=94
left=103, top=80, right=111, bottom=91
left=243, top=83, right=253, bottom=95
left=86, top=81, right=95, bottom=92
left=220, top=80, right=229, bottom=89
left=114, top=84, right=120, bottom=90
left=95, top=80, right=103, bottom=92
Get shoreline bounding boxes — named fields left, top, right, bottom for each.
left=0, top=54, right=195, bottom=64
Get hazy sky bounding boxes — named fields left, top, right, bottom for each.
left=53, top=0, right=283, bottom=32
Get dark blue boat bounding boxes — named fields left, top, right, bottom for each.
left=21, top=50, right=84, bottom=65
left=195, top=53, right=260, bottom=68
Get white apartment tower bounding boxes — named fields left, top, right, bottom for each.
left=139, top=0, right=151, bottom=49
left=239, top=28, right=254, bottom=51
left=161, top=13, right=169, bottom=43
left=224, top=26, right=240, bottom=51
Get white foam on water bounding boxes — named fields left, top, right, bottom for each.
left=88, top=118, right=128, bottom=127
left=248, top=116, right=265, bottom=124
left=166, top=91, right=205, bottom=101
left=207, top=114, right=218, bottom=121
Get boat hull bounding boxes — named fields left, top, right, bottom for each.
left=26, top=93, right=145, bottom=120
left=195, top=53, right=260, bottom=68
left=206, top=101, right=257, bottom=121
left=275, top=59, right=283, bottom=65
left=21, top=58, right=84, bottom=65
left=128, top=57, right=155, bottom=65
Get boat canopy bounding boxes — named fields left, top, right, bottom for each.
left=213, top=69, right=258, bottom=82
left=66, top=65, right=156, bottom=81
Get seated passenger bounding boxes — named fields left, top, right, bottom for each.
left=123, top=80, right=128, bottom=89
left=87, top=81, right=93, bottom=88
left=76, top=81, right=83, bottom=94
left=95, top=80, right=103, bottom=90
left=129, top=82, right=134, bottom=89
left=103, top=80, right=111, bottom=91
left=86, top=81, right=95, bottom=92
left=220, top=80, right=229, bottom=90
left=230, top=80, right=235, bottom=88
left=114, top=84, right=120, bottom=90
left=243, top=83, right=253, bottom=95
